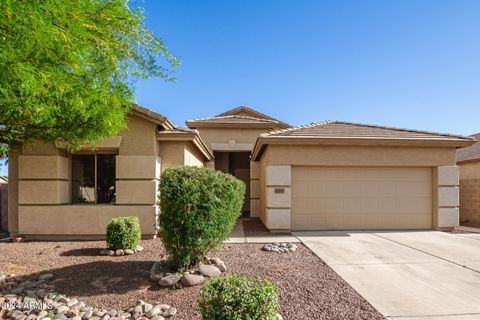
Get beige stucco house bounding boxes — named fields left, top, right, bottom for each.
left=8, top=105, right=474, bottom=239
left=457, top=134, right=480, bottom=226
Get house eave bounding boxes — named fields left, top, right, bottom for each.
left=252, top=136, right=476, bottom=161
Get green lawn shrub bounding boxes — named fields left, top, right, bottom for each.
left=159, top=166, right=245, bottom=269
left=199, top=275, right=279, bottom=320
left=106, top=216, right=141, bottom=250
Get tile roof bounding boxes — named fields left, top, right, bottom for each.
left=188, top=115, right=280, bottom=125
left=215, top=106, right=290, bottom=127
left=262, top=121, right=472, bottom=141
left=131, top=103, right=173, bottom=129
left=457, top=133, right=480, bottom=163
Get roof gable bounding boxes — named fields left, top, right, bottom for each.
left=215, top=106, right=290, bottom=127
left=457, top=133, right=480, bottom=163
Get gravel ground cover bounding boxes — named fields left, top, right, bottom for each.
left=0, top=239, right=384, bottom=320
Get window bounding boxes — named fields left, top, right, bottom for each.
left=72, top=154, right=116, bottom=204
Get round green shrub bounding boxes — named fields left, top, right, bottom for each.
left=199, top=275, right=279, bottom=320
left=159, top=166, right=245, bottom=269
left=106, top=216, right=141, bottom=250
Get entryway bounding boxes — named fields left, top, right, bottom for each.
left=214, top=151, right=250, bottom=217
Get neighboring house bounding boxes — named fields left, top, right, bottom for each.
left=7, top=105, right=474, bottom=239
left=0, top=176, right=7, bottom=231
left=456, top=133, right=480, bottom=226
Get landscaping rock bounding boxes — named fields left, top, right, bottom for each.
left=215, top=260, right=227, bottom=272
left=135, top=245, right=144, bottom=252
left=114, top=249, right=124, bottom=256
left=38, top=274, right=54, bottom=280
left=262, top=242, right=297, bottom=253
left=99, top=249, right=110, bottom=256
left=158, top=273, right=182, bottom=287
left=180, top=274, right=204, bottom=287
left=0, top=271, right=178, bottom=320
left=149, top=272, right=164, bottom=282
left=199, top=264, right=221, bottom=278
left=124, top=249, right=135, bottom=255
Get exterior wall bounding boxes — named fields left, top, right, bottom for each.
left=265, top=165, right=291, bottom=231
left=157, top=141, right=185, bottom=171
left=10, top=116, right=162, bottom=239
left=0, top=181, right=7, bottom=231
left=256, top=144, right=459, bottom=231
left=250, top=160, right=260, bottom=217
left=17, top=205, right=156, bottom=239
left=435, top=166, right=460, bottom=228
left=195, top=127, right=269, bottom=150
left=459, top=161, right=480, bottom=226
left=258, top=148, right=269, bottom=226
left=184, top=142, right=204, bottom=167
left=266, top=145, right=456, bottom=166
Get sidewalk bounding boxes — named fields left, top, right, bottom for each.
left=225, top=218, right=300, bottom=244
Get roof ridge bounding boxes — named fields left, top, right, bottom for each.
left=262, top=120, right=473, bottom=140
left=331, top=121, right=472, bottom=140
left=214, top=105, right=290, bottom=127
left=262, top=120, right=333, bottom=137
left=188, top=114, right=278, bottom=123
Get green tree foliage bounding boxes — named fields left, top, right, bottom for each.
left=159, top=166, right=245, bottom=269
left=0, top=0, right=178, bottom=150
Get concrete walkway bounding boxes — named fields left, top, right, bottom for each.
left=225, top=219, right=300, bottom=244
left=294, top=230, right=480, bottom=320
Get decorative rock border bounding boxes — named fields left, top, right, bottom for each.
left=149, top=257, right=227, bottom=288
left=262, top=242, right=297, bottom=253
left=99, top=245, right=144, bottom=257
left=0, top=271, right=177, bottom=320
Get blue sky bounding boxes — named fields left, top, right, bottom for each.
left=135, top=0, right=480, bottom=134
left=1, top=1, right=479, bottom=176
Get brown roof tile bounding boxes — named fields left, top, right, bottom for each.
left=263, top=121, right=473, bottom=141
left=457, top=133, right=480, bottom=163
left=215, top=106, right=290, bottom=127
left=188, top=115, right=279, bottom=125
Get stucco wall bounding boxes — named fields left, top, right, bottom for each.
left=258, top=147, right=269, bottom=226
left=194, top=127, right=268, bottom=151
left=10, top=115, right=162, bottom=239
left=18, top=205, right=156, bottom=239
left=459, top=161, right=480, bottom=226
left=157, top=141, right=186, bottom=171
left=266, top=145, right=456, bottom=166
left=184, top=142, right=204, bottom=167
left=0, top=182, right=7, bottom=231
left=118, top=116, right=158, bottom=155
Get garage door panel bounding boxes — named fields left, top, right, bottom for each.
left=292, top=167, right=432, bottom=230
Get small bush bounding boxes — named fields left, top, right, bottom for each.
left=199, top=275, right=279, bottom=320
left=159, top=166, right=245, bottom=269
left=106, top=216, right=141, bottom=250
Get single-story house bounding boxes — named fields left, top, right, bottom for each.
left=7, top=105, right=474, bottom=239
left=456, top=133, right=480, bottom=226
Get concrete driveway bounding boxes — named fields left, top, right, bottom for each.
left=294, top=230, right=480, bottom=320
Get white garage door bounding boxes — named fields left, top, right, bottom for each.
left=291, top=167, right=432, bottom=230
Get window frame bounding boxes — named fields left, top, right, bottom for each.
left=71, top=151, right=118, bottom=205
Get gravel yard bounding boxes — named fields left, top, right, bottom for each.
left=0, top=239, right=384, bottom=320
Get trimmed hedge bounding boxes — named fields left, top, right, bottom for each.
left=106, top=216, right=141, bottom=250
left=199, top=275, right=279, bottom=320
left=159, top=166, right=245, bottom=269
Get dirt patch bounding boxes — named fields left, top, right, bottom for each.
left=0, top=239, right=384, bottom=320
